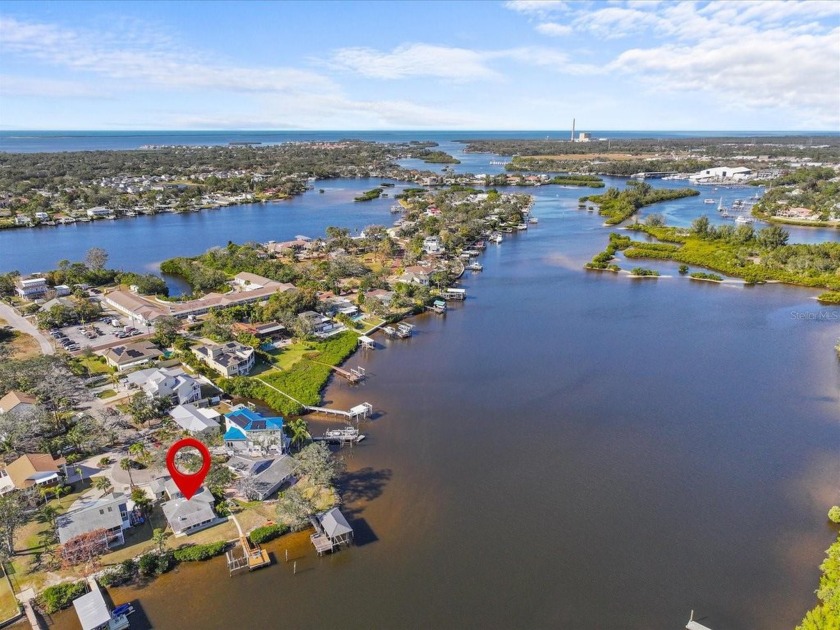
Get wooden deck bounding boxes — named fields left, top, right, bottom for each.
left=311, top=533, right=335, bottom=555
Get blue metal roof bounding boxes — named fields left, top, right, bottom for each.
left=223, top=426, right=247, bottom=441
left=225, top=407, right=284, bottom=433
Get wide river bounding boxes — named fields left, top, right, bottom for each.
left=5, top=144, right=840, bottom=629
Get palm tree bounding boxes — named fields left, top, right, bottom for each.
left=92, top=477, right=112, bottom=494
left=119, top=458, right=134, bottom=487
left=74, top=466, right=84, bottom=488
left=51, top=485, right=70, bottom=503
left=285, top=418, right=310, bottom=453
left=128, top=442, right=151, bottom=468
left=39, top=504, right=59, bottom=529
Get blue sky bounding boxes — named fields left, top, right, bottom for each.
left=1, top=1, right=838, bottom=130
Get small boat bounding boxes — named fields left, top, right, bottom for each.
left=516, top=223, right=528, bottom=231
left=529, top=216, right=538, bottom=224
left=111, top=603, right=135, bottom=617
left=390, top=205, right=402, bottom=213
left=704, top=199, right=717, bottom=204
left=491, top=233, right=503, bottom=244
left=735, top=215, right=754, bottom=225
left=717, top=197, right=725, bottom=212
left=325, top=427, right=359, bottom=441
left=468, top=262, right=483, bottom=271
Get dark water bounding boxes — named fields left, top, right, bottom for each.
left=34, top=180, right=840, bottom=629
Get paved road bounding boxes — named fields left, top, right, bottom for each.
left=0, top=302, right=53, bottom=355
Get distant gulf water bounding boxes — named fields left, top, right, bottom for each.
left=1, top=129, right=836, bottom=153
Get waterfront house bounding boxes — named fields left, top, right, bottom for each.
left=298, top=310, right=342, bottom=337
left=56, top=492, right=130, bottom=548
left=230, top=321, right=287, bottom=341
left=397, top=266, right=431, bottom=286
left=423, top=236, right=445, bottom=255
left=192, top=341, right=255, bottom=376
left=364, top=289, right=394, bottom=307
left=153, top=477, right=220, bottom=536
left=126, top=366, right=201, bottom=405
left=0, top=453, right=66, bottom=493
left=14, top=276, right=48, bottom=299
left=169, top=403, right=221, bottom=436
left=0, top=390, right=37, bottom=416
left=103, top=341, right=163, bottom=372
left=223, top=405, right=287, bottom=454
left=226, top=454, right=295, bottom=500
left=86, top=207, right=112, bottom=218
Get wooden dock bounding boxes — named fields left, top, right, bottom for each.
left=227, top=516, right=270, bottom=575
left=311, top=360, right=366, bottom=383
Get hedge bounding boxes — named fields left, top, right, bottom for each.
left=38, top=581, right=87, bottom=614
left=250, top=524, right=289, bottom=544
left=173, top=541, right=227, bottom=562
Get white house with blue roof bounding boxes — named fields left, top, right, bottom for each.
left=223, top=404, right=288, bottom=455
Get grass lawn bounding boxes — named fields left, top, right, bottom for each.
left=96, top=389, right=118, bottom=399
left=267, top=341, right=317, bottom=371
left=76, top=355, right=114, bottom=375
left=0, top=569, right=20, bottom=623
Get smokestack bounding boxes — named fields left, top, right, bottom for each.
left=571, top=118, right=575, bottom=142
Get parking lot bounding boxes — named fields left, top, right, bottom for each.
left=48, top=313, right=149, bottom=353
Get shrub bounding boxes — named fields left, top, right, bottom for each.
left=100, top=559, right=136, bottom=587
left=630, top=267, right=659, bottom=277
left=138, top=551, right=174, bottom=577
left=678, top=264, right=689, bottom=275
left=689, top=272, right=723, bottom=282
left=173, top=541, right=227, bottom=561
left=38, top=581, right=87, bottom=613
left=250, top=524, right=288, bottom=544
left=829, top=506, right=840, bottom=524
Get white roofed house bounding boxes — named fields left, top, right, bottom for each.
left=297, top=310, right=344, bottom=338
left=14, top=276, right=48, bottom=299
left=169, top=403, right=221, bottom=436
left=192, top=341, right=255, bottom=377
left=126, top=366, right=201, bottom=405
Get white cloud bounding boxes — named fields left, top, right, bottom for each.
left=0, top=74, right=100, bottom=98
left=330, top=44, right=499, bottom=80
left=536, top=22, right=573, bottom=36
left=609, top=25, right=840, bottom=125
left=504, top=1, right=568, bottom=16
left=0, top=16, right=335, bottom=94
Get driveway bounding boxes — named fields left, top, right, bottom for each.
left=0, top=302, right=54, bottom=355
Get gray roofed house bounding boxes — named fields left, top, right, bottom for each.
left=56, top=493, right=130, bottom=548
left=160, top=486, right=221, bottom=536
left=169, top=403, right=221, bottom=435
left=319, top=507, right=353, bottom=545
left=227, top=455, right=295, bottom=500
left=103, top=341, right=162, bottom=372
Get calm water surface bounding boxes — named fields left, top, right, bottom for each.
left=8, top=152, right=839, bottom=629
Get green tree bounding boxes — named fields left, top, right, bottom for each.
left=130, top=488, right=152, bottom=516
left=275, top=485, right=313, bottom=531
left=756, top=225, right=789, bottom=249
left=152, top=316, right=181, bottom=347
left=119, top=457, right=135, bottom=487
left=0, top=492, right=27, bottom=557
left=285, top=418, right=311, bottom=452
left=152, top=528, right=168, bottom=553
left=294, top=442, right=341, bottom=488
left=92, top=477, right=112, bottom=494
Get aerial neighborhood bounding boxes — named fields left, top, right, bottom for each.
left=0, top=177, right=534, bottom=623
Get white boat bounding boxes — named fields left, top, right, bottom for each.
left=735, top=215, right=754, bottom=225
left=529, top=216, right=538, bottom=224
left=717, top=197, right=725, bottom=212
left=704, top=199, right=717, bottom=204
left=491, top=233, right=503, bottom=244
left=516, top=223, right=528, bottom=231
left=325, top=427, right=359, bottom=441
left=468, top=262, right=483, bottom=271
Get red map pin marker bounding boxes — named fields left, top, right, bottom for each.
left=166, top=438, right=211, bottom=500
